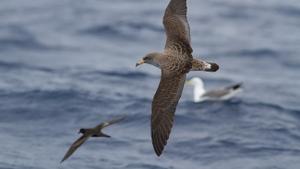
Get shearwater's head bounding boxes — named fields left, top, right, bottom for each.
left=186, top=77, right=206, bottom=102
left=79, top=128, right=86, bottom=134
left=136, top=52, right=162, bottom=68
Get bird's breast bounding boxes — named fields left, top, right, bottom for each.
left=164, top=54, right=192, bottom=74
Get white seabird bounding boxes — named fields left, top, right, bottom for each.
left=186, top=77, right=242, bottom=102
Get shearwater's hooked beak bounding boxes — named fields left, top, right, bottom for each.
left=185, top=80, right=192, bottom=85
left=136, top=59, right=145, bottom=67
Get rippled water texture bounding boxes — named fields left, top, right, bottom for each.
left=0, top=0, right=300, bottom=169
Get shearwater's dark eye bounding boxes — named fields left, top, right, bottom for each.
left=144, top=56, right=149, bottom=60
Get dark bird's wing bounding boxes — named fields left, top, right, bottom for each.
left=96, top=116, right=126, bottom=129
left=61, top=135, right=89, bottom=163
left=202, top=89, right=230, bottom=98
left=202, top=83, right=242, bottom=99
left=163, top=0, right=193, bottom=54
left=151, top=73, right=186, bottom=156
left=224, top=83, right=243, bottom=90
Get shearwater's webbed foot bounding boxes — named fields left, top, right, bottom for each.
left=191, top=58, right=219, bottom=72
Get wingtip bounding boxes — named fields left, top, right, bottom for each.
left=233, top=82, right=243, bottom=90
left=60, top=155, right=68, bottom=163
left=152, top=134, right=166, bottom=157
left=153, top=145, right=163, bottom=157
left=155, top=151, right=162, bottom=157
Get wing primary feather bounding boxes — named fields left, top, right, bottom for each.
left=163, top=0, right=192, bottom=54
left=61, top=135, right=89, bottom=163
left=151, top=74, right=186, bottom=156
left=96, top=116, right=126, bottom=129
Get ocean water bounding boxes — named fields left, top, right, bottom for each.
left=0, top=0, right=300, bottom=169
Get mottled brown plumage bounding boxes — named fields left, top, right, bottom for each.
left=136, top=0, right=219, bottom=156
left=192, top=59, right=219, bottom=72
left=60, top=116, right=125, bottom=163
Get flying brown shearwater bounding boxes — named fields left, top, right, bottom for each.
left=136, top=0, right=219, bottom=156
left=60, top=116, right=125, bottom=163
left=186, top=77, right=243, bottom=102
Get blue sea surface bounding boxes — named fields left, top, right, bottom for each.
left=0, top=0, right=300, bottom=169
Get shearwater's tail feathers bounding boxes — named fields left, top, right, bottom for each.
left=191, top=59, right=219, bottom=72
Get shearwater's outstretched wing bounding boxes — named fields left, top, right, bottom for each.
left=96, top=116, right=126, bottom=129
left=151, top=73, right=186, bottom=156
left=163, top=0, right=192, bottom=54
left=61, top=135, right=89, bottom=163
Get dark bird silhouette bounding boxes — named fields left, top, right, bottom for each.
left=61, top=116, right=125, bottom=163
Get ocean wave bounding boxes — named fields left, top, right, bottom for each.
left=0, top=61, right=54, bottom=73
left=239, top=146, right=300, bottom=155
left=78, top=21, right=163, bottom=39
left=72, top=69, right=154, bottom=80
left=225, top=48, right=280, bottom=58
left=274, top=5, right=300, bottom=17
left=0, top=62, right=157, bottom=95
left=0, top=61, right=153, bottom=80
left=125, top=163, right=168, bottom=169
left=187, top=99, right=298, bottom=114
left=234, top=100, right=300, bottom=115
left=0, top=25, right=59, bottom=51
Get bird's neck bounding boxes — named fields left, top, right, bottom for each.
left=193, top=85, right=205, bottom=102
left=148, top=52, right=165, bottom=69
